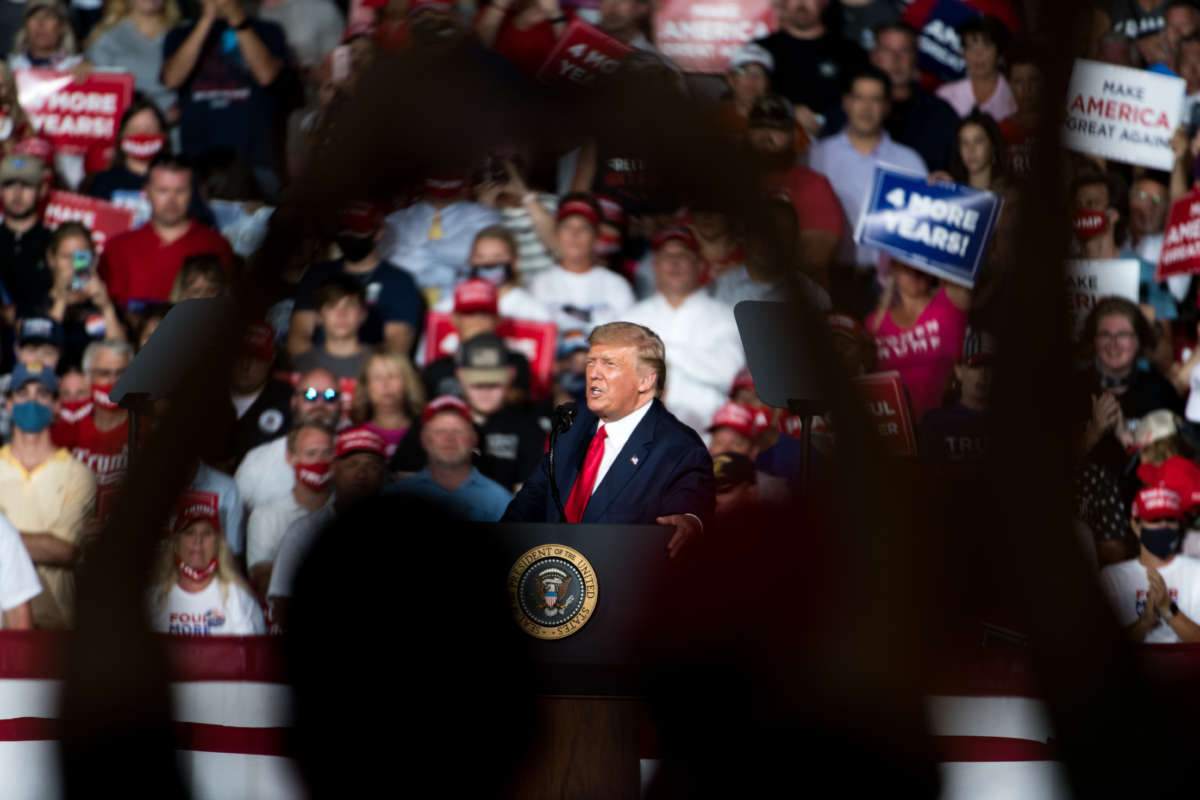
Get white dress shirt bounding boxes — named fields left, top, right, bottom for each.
left=587, top=397, right=655, bottom=495
left=379, top=201, right=504, bottom=296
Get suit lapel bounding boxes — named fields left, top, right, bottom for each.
left=582, top=401, right=659, bottom=522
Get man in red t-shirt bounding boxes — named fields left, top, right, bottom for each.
left=98, top=154, right=233, bottom=313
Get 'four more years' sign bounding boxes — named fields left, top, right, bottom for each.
left=1063, top=59, right=1184, bottom=171
left=1066, top=259, right=1140, bottom=336
left=653, top=0, right=773, bottom=73
left=1157, top=186, right=1200, bottom=281
left=16, top=69, right=134, bottom=155
left=536, top=19, right=633, bottom=87
left=854, top=371, right=917, bottom=457
left=854, top=167, right=1002, bottom=288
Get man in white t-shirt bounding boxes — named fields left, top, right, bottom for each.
left=245, top=422, right=334, bottom=603
left=0, top=513, right=39, bottom=629
left=624, top=227, right=746, bottom=435
left=234, top=367, right=341, bottom=512
left=1100, top=486, right=1200, bottom=643
left=528, top=195, right=635, bottom=334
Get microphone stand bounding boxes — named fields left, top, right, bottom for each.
left=549, top=402, right=577, bottom=522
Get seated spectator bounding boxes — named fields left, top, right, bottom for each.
left=160, top=0, right=288, bottom=197
left=422, top=280, right=532, bottom=400
left=245, top=421, right=334, bottom=604
left=387, top=395, right=512, bottom=521
left=455, top=334, right=544, bottom=492
left=294, top=275, right=370, bottom=380
left=84, top=0, right=178, bottom=116
left=935, top=16, right=1016, bottom=122
left=55, top=339, right=132, bottom=502
left=9, top=0, right=83, bottom=70
left=148, top=491, right=265, bottom=636
left=267, top=425, right=389, bottom=627
left=866, top=259, right=969, bottom=421
left=625, top=226, right=745, bottom=434
left=99, top=154, right=233, bottom=313
left=707, top=402, right=760, bottom=459
left=1133, top=410, right=1200, bottom=515
left=0, top=153, right=50, bottom=318
left=474, top=0, right=570, bottom=78
left=289, top=203, right=422, bottom=358
left=435, top=225, right=551, bottom=322
left=934, top=110, right=1011, bottom=196
left=1126, top=171, right=1170, bottom=267
left=0, top=361, right=96, bottom=629
left=379, top=174, right=503, bottom=300
left=234, top=367, right=341, bottom=512
left=473, top=157, right=560, bottom=284
left=712, top=451, right=758, bottom=518
left=55, top=365, right=89, bottom=424
left=1100, top=486, right=1200, bottom=643
left=229, top=321, right=292, bottom=464
left=998, top=42, right=1040, bottom=180
left=727, top=366, right=779, bottom=454
left=168, top=252, right=230, bottom=302
left=257, top=0, right=344, bottom=75
left=349, top=347, right=424, bottom=459
left=528, top=194, right=634, bottom=333
left=44, top=222, right=126, bottom=365
left=919, top=327, right=994, bottom=464
left=712, top=43, right=808, bottom=154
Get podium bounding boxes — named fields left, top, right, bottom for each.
left=482, top=523, right=671, bottom=799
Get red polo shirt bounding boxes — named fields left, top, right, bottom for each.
left=99, top=221, right=234, bottom=310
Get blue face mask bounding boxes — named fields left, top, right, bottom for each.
left=1141, top=523, right=1181, bottom=559
left=11, top=400, right=52, bottom=433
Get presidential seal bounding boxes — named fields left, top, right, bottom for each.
left=507, top=544, right=598, bottom=640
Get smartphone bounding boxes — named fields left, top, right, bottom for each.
left=331, top=44, right=352, bottom=85
left=70, top=249, right=93, bottom=291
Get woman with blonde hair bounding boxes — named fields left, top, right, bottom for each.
left=350, top=347, right=425, bottom=459
left=149, top=491, right=264, bottom=636
left=168, top=252, right=230, bottom=302
left=10, top=0, right=82, bottom=70
left=85, top=0, right=180, bottom=115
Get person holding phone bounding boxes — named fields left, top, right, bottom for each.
left=45, top=222, right=126, bottom=365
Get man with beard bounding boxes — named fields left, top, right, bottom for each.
left=0, top=154, right=52, bottom=319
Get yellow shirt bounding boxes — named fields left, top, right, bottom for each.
left=0, top=445, right=96, bottom=629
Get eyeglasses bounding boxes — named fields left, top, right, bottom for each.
left=300, top=387, right=339, bottom=403
left=1095, top=331, right=1137, bottom=344
left=1133, top=189, right=1163, bottom=205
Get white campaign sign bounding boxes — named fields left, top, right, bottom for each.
left=1062, top=59, right=1184, bottom=170
left=1065, top=259, right=1140, bottom=335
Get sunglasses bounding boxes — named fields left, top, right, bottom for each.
left=300, top=387, right=339, bottom=403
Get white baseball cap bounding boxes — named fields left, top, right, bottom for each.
left=729, top=43, right=774, bottom=74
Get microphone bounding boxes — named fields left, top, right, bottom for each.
left=549, top=402, right=578, bottom=522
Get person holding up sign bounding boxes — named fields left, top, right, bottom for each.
left=474, top=0, right=571, bottom=78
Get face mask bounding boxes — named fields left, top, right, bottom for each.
left=59, top=398, right=92, bottom=424
left=11, top=400, right=52, bottom=432
left=470, top=263, right=511, bottom=286
left=175, top=555, right=218, bottom=582
left=121, top=133, right=166, bottom=161
left=1073, top=208, right=1108, bottom=241
left=335, top=233, right=375, bottom=262
left=294, top=460, right=332, bottom=492
left=91, top=382, right=120, bottom=411
left=424, top=177, right=466, bottom=199
left=594, top=232, right=622, bottom=257
left=1140, top=523, right=1181, bottom=559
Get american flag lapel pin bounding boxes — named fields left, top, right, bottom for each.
left=631, top=456, right=639, bottom=465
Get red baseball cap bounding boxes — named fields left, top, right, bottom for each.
left=243, top=321, right=275, bottom=362
left=556, top=198, right=600, bottom=228
left=14, top=136, right=53, bottom=163
left=338, top=202, right=385, bottom=234
left=593, top=193, right=626, bottom=228
left=335, top=425, right=388, bottom=459
left=651, top=226, right=700, bottom=253
left=708, top=402, right=758, bottom=440
left=422, top=395, right=472, bottom=426
left=730, top=367, right=755, bottom=397
left=171, top=491, right=221, bottom=534
left=1134, top=486, right=1184, bottom=521
left=453, top=278, right=499, bottom=315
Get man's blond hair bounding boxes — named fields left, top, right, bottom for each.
left=588, top=322, right=666, bottom=396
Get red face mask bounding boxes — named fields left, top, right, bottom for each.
left=294, top=460, right=332, bottom=492
left=91, top=382, right=120, bottom=411
left=1073, top=208, right=1108, bottom=241
left=121, top=133, right=165, bottom=161
left=175, top=555, right=218, bottom=582
left=59, top=398, right=92, bottom=424
left=424, top=176, right=466, bottom=199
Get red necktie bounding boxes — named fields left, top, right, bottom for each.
left=564, top=425, right=607, bottom=523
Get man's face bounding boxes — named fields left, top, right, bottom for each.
left=290, top=427, right=334, bottom=467
left=556, top=215, right=596, bottom=264
left=7, top=380, right=55, bottom=416
left=460, top=374, right=510, bottom=417
left=709, top=427, right=754, bottom=457
left=231, top=354, right=270, bottom=395
left=844, top=77, right=888, bottom=137
left=1095, top=312, right=1139, bottom=375
left=16, top=342, right=60, bottom=370
left=1165, top=6, right=1197, bottom=50
left=147, top=166, right=191, bottom=228
left=1130, top=178, right=1168, bottom=237
left=421, top=411, right=476, bottom=468
left=292, top=371, right=340, bottom=426
left=1097, top=37, right=1135, bottom=67
left=332, top=452, right=386, bottom=503
left=59, top=372, right=89, bottom=403
left=318, top=296, right=367, bottom=340
left=954, top=362, right=993, bottom=407
left=585, top=342, right=653, bottom=422
left=89, top=346, right=130, bottom=388
left=1, top=180, right=39, bottom=220
left=691, top=211, right=730, bottom=240
left=1181, top=40, right=1200, bottom=91
left=1075, top=181, right=1115, bottom=235
left=727, top=64, right=769, bottom=107
left=177, top=520, right=219, bottom=570
left=653, top=240, right=702, bottom=298
left=1009, top=63, right=1042, bottom=114
left=870, top=29, right=916, bottom=92
left=778, top=0, right=826, bottom=32
left=453, top=311, right=498, bottom=342
left=598, top=0, right=646, bottom=35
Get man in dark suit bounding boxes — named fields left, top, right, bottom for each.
left=502, top=322, right=714, bottom=558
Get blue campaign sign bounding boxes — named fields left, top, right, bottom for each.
left=854, top=167, right=1003, bottom=288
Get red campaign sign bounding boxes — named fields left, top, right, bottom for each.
left=536, top=19, right=633, bottom=87
left=423, top=311, right=557, bottom=400
left=653, top=0, right=774, bottom=74
left=16, top=69, right=134, bottom=155
left=1157, top=187, right=1200, bottom=281
left=854, top=371, right=917, bottom=457
left=42, top=190, right=134, bottom=255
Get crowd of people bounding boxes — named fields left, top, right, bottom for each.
left=0, top=0, right=1196, bottom=647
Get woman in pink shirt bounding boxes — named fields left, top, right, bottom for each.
left=936, top=16, right=1017, bottom=122
left=867, top=260, right=970, bottom=420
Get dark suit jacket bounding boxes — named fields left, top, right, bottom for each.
left=502, top=399, right=715, bottom=527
